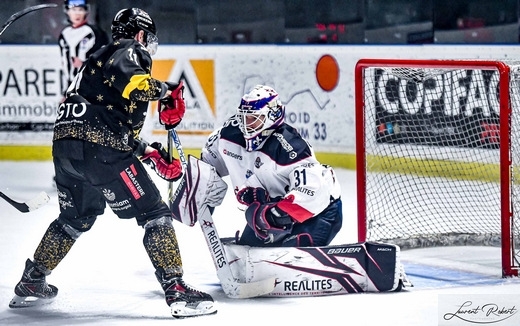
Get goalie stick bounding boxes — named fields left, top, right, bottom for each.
left=168, top=130, right=276, bottom=298
left=0, top=191, right=50, bottom=213
left=0, top=3, right=58, bottom=38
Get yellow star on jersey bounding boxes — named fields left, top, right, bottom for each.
left=128, top=101, right=137, bottom=113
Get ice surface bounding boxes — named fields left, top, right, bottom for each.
left=1, top=161, right=519, bottom=325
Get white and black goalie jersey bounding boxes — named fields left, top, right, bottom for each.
left=201, top=115, right=341, bottom=223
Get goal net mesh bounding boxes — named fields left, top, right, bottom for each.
left=358, top=60, right=520, bottom=273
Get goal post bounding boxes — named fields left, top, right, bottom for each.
left=355, top=58, right=519, bottom=277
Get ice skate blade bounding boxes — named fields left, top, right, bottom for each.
left=170, top=301, right=217, bottom=318
left=9, top=294, right=55, bottom=308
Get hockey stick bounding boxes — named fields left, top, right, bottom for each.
left=0, top=3, right=58, bottom=37
left=168, top=130, right=276, bottom=298
left=167, top=129, right=175, bottom=205
left=0, top=191, right=50, bottom=213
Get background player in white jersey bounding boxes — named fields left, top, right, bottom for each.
left=58, top=0, right=108, bottom=98
left=201, top=85, right=343, bottom=247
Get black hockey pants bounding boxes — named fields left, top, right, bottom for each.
left=52, top=139, right=172, bottom=232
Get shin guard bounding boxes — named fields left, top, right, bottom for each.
left=143, top=217, right=183, bottom=277
left=33, top=219, right=76, bottom=271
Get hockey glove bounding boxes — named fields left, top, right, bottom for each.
left=133, top=138, right=149, bottom=157
left=140, top=142, right=183, bottom=182
left=236, top=187, right=269, bottom=206
left=159, top=81, right=186, bottom=130
left=245, top=202, right=293, bottom=244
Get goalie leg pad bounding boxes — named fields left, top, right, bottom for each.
left=223, top=241, right=410, bottom=296
left=170, top=155, right=228, bottom=226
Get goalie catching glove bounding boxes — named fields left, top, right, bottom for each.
left=245, top=202, right=293, bottom=244
left=159, top=81, right=186, bottom=129
left=140, top=142, right=183, bottom=182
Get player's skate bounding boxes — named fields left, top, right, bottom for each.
left=9, top=259, right=58, bottom=308
left=157, top=271, right=216, bottom=318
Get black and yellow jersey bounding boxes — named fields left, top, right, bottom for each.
left=54, top=38, right=167, bottom=152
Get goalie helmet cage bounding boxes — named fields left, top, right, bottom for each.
left=355, top=58, right=520, bottom=277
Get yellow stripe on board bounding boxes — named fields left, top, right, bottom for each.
left=0, top=146, right=52, bottom=161
left=0, top=146, right=204, bottom=162
left=0, top=146, right=504, bottom=184
left=315, top=152, right=356, bottom=170
left=0, top=146, right=357, bottom=170
left=366, top=154, right=501, bottom=183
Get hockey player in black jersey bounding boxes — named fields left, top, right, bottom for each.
left=9, top=8, right=216, bottom=318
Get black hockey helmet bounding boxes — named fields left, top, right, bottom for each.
left=111, top=8, right=156, bottom=41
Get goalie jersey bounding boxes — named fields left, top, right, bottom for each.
left=201, top=115, right=341, bottom=223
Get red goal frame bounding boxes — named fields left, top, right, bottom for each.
left=355, top=58, right=517, bottom=277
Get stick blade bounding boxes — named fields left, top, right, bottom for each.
left=6, top=3, right=58, bottom=23
left=220, top=276, right=276, bottom=299
left=0, top=4, right=58, bottom=36
left=25, top=191, right=50, bottom=211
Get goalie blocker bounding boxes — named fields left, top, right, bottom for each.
left=223, top=240, right=412, bottom=296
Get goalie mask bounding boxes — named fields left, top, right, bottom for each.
left=237, top=85, right=285, bottom=151
left=111, top=8, right=158, bottom=55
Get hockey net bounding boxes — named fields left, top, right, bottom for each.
left=355, top=59, right=520, bottom=277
